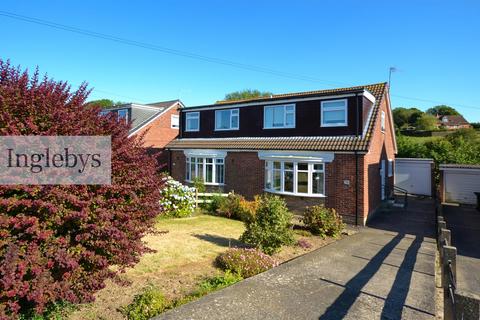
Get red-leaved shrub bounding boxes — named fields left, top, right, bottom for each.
left=0, top=60, right=164, bottom=318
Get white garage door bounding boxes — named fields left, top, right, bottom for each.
left=395, top=159, right=433, bottom=196
left=444, top=170, right=480, bottom=204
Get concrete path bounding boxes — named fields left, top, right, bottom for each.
left=155, top=198, right=436, bottom=320
left=443, top=204, right=480, bottom=295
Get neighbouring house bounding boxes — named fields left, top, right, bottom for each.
left=101, top=100, right=183, bottom=167
left=437, top=115, right=471, bottom=130
left=166, top=83, right=397, bottom=225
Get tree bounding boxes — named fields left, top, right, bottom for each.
left=415, top=113, right=438, bottom=130
left=470, top=122, right=480, bottom=130
left=426, top=105, right=460, bottom=116
left=0, top=60, right=164, bottom=318
left=86, top=99, right=125, bottom=109
left=224, top=89, right=273, bottom=101
left=392, top=107, right=423, bottom=128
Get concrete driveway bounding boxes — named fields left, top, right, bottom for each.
left=443, top=204, right=480, bottom=295
left=155, top=198, right=436, bottom=320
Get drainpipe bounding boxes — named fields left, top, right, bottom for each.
left=355, top=93, right=360, bottom=226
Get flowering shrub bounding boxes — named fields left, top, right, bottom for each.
left=0, top=60, right=164, bottom=319
left=302, top=205, right=345, bottom=238
left=159, top=177, right=196, bottom=217
left=215, top=248, right=279, bottom=278
left=240, top=195, right=295, bottom=254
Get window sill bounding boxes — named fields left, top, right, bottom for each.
left=320, top=123, right=348, bottom=128
left=264, top=189, right=326, bottom=198
left=214, top=128, right=239, bottom=131
left=263, top=127, right=296, bottom=130
left=185, top=180, right=225, bottom=186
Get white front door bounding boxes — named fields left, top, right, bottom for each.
left=380, top=160, right=386, bottom=200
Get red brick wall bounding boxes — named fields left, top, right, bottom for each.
left=324, top=154, right=363, bottom=225
left=137, top=105, right=180, bottom=149
left=362, top=90, right=397, bottom=224
left=170, top=150, right=186, bottom=182
left=169, top=150, right=366, bottom=224
left=224, top=152, right=264, bottom=199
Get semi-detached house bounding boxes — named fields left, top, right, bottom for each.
left=166, top=83, right=397, bottom=225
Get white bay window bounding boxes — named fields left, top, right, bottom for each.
left=264, top=161, right=325, bottom=196
left=184, top=150, right=227, bottom=185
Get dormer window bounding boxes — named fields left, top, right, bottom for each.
left=321, top=99, right=348, bottom=127
left=264, top=104, right=295, bottom=129
left=215, top=109, right=239, bottom=131
left=117, top=109, right=129, bottom=123
left=185, top=112, right=200, bottom=132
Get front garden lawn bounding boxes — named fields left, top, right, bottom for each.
left=69, top=214, right=340, bottom=320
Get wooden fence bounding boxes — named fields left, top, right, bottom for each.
left=194, top=190, right=230, bottom=207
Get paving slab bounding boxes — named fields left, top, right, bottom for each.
left=155, top=198, right=436, bottom=320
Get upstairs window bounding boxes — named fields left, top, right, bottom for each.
left=171, top=114, right=179, bottom=129
left=264, top=104, right=295, bottom=129
left=321, top=99, right=347, bottom=127
left=381, top=111, right=386, bottom=132
left=185, top=112, right=199, bottom=132
left=117, top=109, right=129, bottom=123
left=215, top=109, right=239, bottom=131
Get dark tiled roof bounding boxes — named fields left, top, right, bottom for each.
left=147, top=99, right=181, bottom=109
left=167, top=83, right=387, bottom=152
left=104, top=100, right=180, bottom=134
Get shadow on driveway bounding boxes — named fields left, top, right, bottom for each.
left=156, top=198, right=436, bottom=320
left=443, top=204, right=480, bottom=295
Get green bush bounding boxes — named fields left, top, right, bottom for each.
left=302, top=205, right=345, bottom=238
left=208, top=193, right=228, bottom=214
left=240, top=195, right=294, bottom=254
left=216, top=248, right=279, bottom=278
left=120, top=286, right=168, bottom=320
left=196, top=270, right=243, bottom=294
left=192, top=177, right=206, bottom=193
left=19, top=301, right=76, bottom=320
left=159, top=177, right=196, bottom=217
left=208, top=193, right=257, bottom=222
left=218, top=193, right=243, bottom=219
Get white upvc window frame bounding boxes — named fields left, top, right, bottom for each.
left=320, top=99, right=348, bottom=127
left=264, top=160, right=325, bottom=197
left=185, top=112, right=200, bottom=132
left=381, top=111, right=386, bottom=132
left=263, top=104, right=296, bottom=129
left=215, top=108, right=239, bottom=131
left=171, top=114, right=180, bottom=129
left=117, top=108, right=129, bottom=124
left=388, top=159, right=394, bottom=177
left=185, top=156, right=225, bottom=185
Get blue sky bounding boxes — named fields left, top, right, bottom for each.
left=1, top=0, right=479, bottom=121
